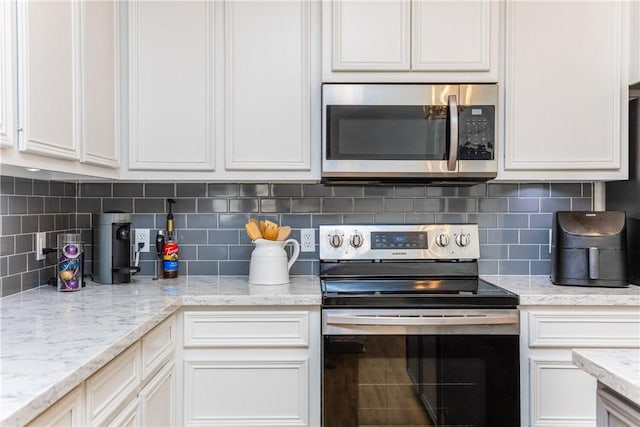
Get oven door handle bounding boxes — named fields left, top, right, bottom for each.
left=326, top=313, right=518, bottom=327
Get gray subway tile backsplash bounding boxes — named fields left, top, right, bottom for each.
left=0, top=176, right=596, bottom=298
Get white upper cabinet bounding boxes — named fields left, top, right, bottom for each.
left=81, top=0, right=120, bottom=169
left=0, top=0, right=120, bottom=179
left=501, top=0, right=629, bottom=181
left=124, top=0, right=319, bottom=181
left=223, top=0, right=313, bottom=173
left=411, top=0, right=492, bottom=72
left=17, top=0, right=81, bottom=160
left=0, top=0, right=16, bottom=149
left=330, top=0, right=410, bottom=71
left=127, top=0, right=215, bottom=172
left=323, top=0, right=499, bottom=82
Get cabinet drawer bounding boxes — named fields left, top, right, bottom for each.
left=141, top=315, right=175, bottom=380
left=183, top=311, right=309, bottom=348
left=529, top=311, right=640, bottom=348
left=86, top=342, right=141, bottom=426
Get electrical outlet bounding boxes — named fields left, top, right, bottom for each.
left=135, top=229, right=150, bottom=252
left=36, top=232, right=46, bottom=261
left=301, top=228, right=315, bottom=252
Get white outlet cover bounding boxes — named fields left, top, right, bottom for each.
left=135, top=229, right=150, bottom=252
left=301, top=228, right=315, bottom=252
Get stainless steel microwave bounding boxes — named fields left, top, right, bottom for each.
left=321, top=84, right=498, bottom=184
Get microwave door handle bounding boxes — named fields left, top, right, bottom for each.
left=447, top=94, right=459, bottom=171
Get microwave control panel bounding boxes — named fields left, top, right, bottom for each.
left=458, top=106, right=495, bottom=160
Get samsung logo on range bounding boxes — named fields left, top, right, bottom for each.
left=392, top=252, right=408, bottom=256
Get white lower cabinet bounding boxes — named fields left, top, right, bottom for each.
left=520, top=307, right=640, bottom=427
left=597, top=385, right=640, bottom=427
left=27, top=314, right=176, bottom=427
left=106, top=398, right=140, bottom=427
left=85, top=342, right=142, bottom=426
left=180, top=308, right=321, bottom=427
left=26, top=385, right=85, bottom=427
left=139, top=361, right=176, bottom=427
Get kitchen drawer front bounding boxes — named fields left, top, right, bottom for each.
left=183, top=310, right=310, bottom=348
left=85, top=342, right=141, bottom=426
left=529, top=310, right=640, bottom=348
left=141, top=315, right=175, bottom=380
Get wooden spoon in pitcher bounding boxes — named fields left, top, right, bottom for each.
left=276, top=226, right=291, bottom=241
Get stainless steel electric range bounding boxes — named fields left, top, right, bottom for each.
left=320, top=224, right=520, bottom=427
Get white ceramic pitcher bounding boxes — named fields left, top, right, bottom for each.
left=248, top=238, right=300, bottom=285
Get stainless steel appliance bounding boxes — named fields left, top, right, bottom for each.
left=606, top=82, right=640, bottom=285
left=92, top=213, right=140, bottom=284
left=321, top=84, right=498, bottom=184
left=320, top=224, right=520, bottom=427
left=551, top=211, right=628, bottom=288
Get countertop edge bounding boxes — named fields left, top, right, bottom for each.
left=572, top=349, right=640, bottom=405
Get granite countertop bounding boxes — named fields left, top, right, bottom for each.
left=572, top=349, right=640, bottom=405
left=482, top=275, right=640, bottom=306
left=0, top=275, right=321, bottom=427
left=2, top=274, right=640, bottom=426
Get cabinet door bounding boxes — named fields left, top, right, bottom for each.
left=597, top=386, right=640, bottom=427
left=81, top=0, right=119, bottom=168
left=139, top=361, right=175, bottom=427
left=412, top=0, right=494, bottom=71
left=27, top=386, right=84, bottom=427
left=0, top=0, right=16, bottom=149
left=503, top=1, right=628, bottom=180
left=128, top=0, right=215, bottom=171
left=183, top=356, right=309, bottom=426
left=106, top=398, right=140, bottom=427
left=330, top=0, right=410, bottom=71
left=530, top=356, right=596, bottom=427
left=224, top=0, right=312, bottom=171
left=17, top=0, right=81, bottom=160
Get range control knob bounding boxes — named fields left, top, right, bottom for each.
left=329, top=234, right=343, bottom=248
left=350, top=233, right=364, bottom=248
left=435, top=233, right=450, bottom=247
left=455, top=233, right=471, bottom=247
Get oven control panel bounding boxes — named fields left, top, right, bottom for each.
left=319, top=224, right=480, bottom=260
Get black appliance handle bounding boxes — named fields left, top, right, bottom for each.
left=447, top=94, right=459, bottom=172
left=588, top=247, right=599, bottom=279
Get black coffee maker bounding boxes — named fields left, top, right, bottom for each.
left=92, top=213, right=140, bottom=284
left=551, top=211, right=628, bottom=287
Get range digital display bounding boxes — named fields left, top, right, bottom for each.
left=371, top=232, right=428, bottom=249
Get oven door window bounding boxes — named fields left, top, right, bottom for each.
left=326, top=105, right=449, bottom=160
left=323, top=334, right=519, bottom=427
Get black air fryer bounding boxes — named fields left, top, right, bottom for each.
left=551, top=211, right=628, bottom=287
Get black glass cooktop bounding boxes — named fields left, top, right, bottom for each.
left=321, top=278, right=518, bottom=309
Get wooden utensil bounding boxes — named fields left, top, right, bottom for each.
left=261, top=219, right=279, bottom=240
left=276, top=225, right=291, bottom=241
left=245, top=220, right=262, bottom=241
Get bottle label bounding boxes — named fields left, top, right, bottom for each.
left=163, top=242, right=179, bottom=273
